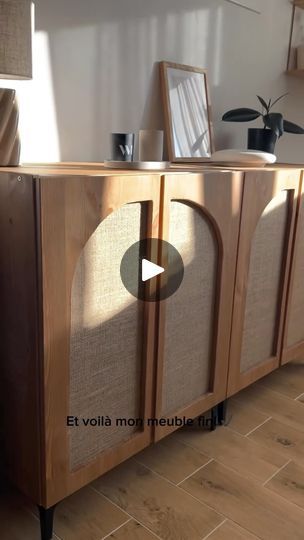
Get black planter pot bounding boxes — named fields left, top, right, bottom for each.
left=247, top=128, right=277, bottom=154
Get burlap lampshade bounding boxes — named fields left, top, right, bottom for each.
left=0, top=0, right=32, bottom=165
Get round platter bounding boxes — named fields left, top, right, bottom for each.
left=210, top=149, right=277, bottom=167
left=212, top=162, right=269, bottom=168
left=104, top=160, right=171, bottom=170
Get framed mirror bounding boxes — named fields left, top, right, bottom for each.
left=160, top=62, right=214, bottom=162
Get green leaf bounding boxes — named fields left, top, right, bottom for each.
left=222, top=108, right=261, bottom=122
left=264, top=113, right=284, bottom=137
left=283, top=119, right=304, bottom=134
left=257, top=95, right=268, bottom=111
left=270, top=93, right=289, bottom=110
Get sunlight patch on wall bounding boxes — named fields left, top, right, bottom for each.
left=0, top=31, right=60, bottom=163
left=21, top=31, right=60, bottom=162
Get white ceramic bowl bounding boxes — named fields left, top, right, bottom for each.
left=211, top=149, right=277, bottom=166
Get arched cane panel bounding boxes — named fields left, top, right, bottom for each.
left=161, top=201, right=219, bottom=416
left=69, top=203, right=146, bottom=470
left=287, top=195, right=304, bottom=347
left=240, top=191, right=289, bottom=373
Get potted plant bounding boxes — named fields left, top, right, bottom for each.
left=222, top=94, right=304, bottom=153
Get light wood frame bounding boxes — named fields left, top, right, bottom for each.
left=38, top=174, right=160, bottom=507
left=160, top=62, right=215, bottom=163
left=286, top=1, right=304, bottom=75
left=154, top=171, right=243, bottom=441
left=227, top=169, right=301, bottom=397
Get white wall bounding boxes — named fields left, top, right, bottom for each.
left=280, top=4, right=304, bottom=164
left=2, top=0, right=302, bottom=163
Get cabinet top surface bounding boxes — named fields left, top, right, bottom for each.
left=0, top=162, right=302, bottom=177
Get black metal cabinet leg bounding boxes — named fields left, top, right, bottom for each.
left=210, top=406, right=217, bottom=431
left=217, top=399, right=228, bottom=425
left=38, top=505, right=56, bottom=540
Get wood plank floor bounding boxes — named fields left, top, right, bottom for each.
left=2, top=359, right=304, bottom=539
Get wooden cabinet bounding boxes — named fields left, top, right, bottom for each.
left=0, top=170, right=161, bottom=510
left=0, top=163, right=303, bottom=540
left=281, top=171, right=304, bottom=364
left=227, top=169, right=301, bottom=397
left=0, top=168, right=243, bottom=507
left=155, top=172, right=243, bottom=440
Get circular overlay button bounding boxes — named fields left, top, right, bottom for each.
left=120, top=238, right=184, bottom=301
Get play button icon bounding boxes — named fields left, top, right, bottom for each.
left=120, top=238, right=184, bottom=301
left=142, top=259, right=164, bottom=282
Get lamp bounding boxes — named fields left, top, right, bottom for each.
left=0, top=0, right=32, bottom=165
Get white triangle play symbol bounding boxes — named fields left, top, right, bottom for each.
left=142, top=259, right=165, bottom=282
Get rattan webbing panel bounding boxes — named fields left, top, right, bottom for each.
left=240, top=191, right=289, bottom=373
left=161, top=201, right=217, bottom=416
left=287, top=194, right=304, bottom=347
left=69, top=203, right=145, bottom=470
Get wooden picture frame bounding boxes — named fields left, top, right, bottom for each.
left=160, top=61, right=215, bottom=163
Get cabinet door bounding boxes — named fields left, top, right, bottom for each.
left=227, top=170, right=300, bottom=397
left=154, top=172, right=243, bottom=441
left=281, top=171, right=304, bottom=364
left=39, top=174, right=160, bottom=506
